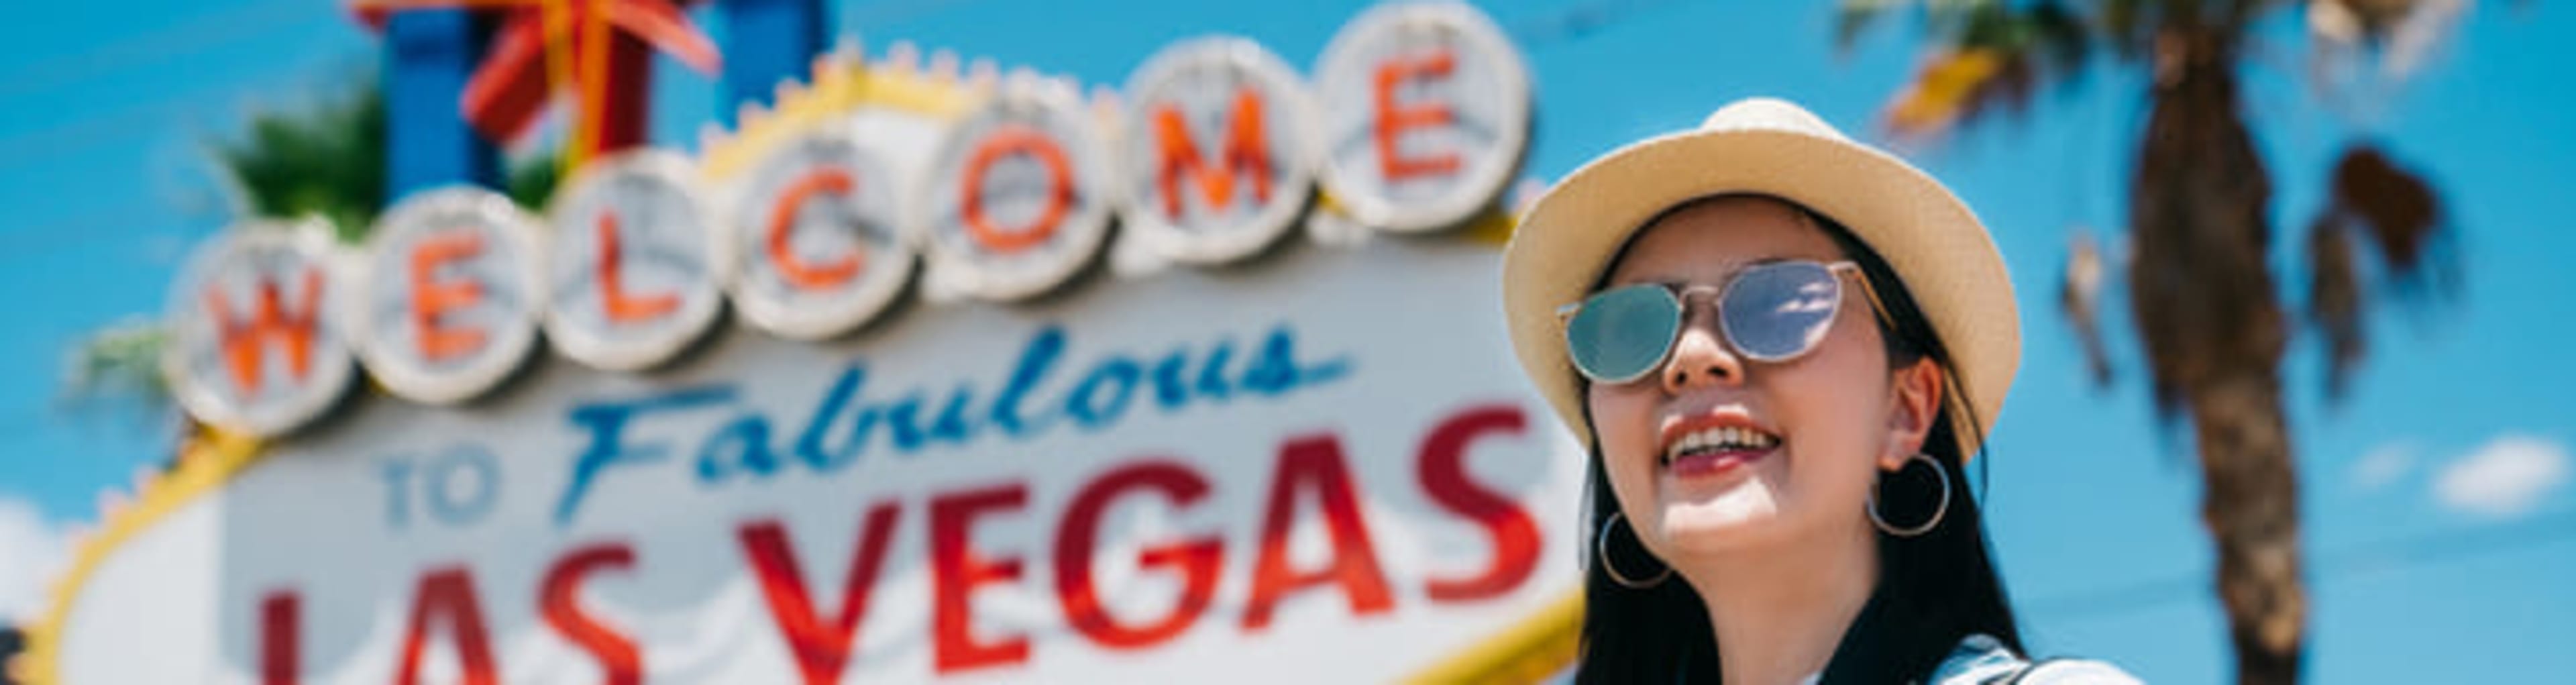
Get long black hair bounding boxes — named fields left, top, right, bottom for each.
left=1573, top=195, right=2022, bottom=684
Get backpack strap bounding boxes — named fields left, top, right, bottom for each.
left=1988, top=657, right=2065, bottom=685
left=1933, top=635, right=2142, bottom=685
left=1988, top=656, right=2143, bottom=685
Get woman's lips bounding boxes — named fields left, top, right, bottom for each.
left=1655, top=411, right=1782, bottom=481
left=1665, top=445, right=1773, bottom=479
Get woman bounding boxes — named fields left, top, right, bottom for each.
left=1500, top=98, right=2137, bottom=684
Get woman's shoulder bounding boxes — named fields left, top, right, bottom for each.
left=1929, top=634, right=2143, bottom=684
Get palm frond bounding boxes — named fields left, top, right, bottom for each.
left=2302, top=142, right=2455, bottom=401
left=211, top=79, right=387, bottom=243
left=56, top=317, right=174, bottom=426
left=1833, top=0, right=1915, bottom=51
left=506, top=148, right=565, bottom=211
left=2061, top=230, right=2117, bottom=389
left=1857, top=1, right=2094, bottom=139
left=2309, top=0, right=2470, bottom=85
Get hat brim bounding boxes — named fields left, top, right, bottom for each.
left=1502, top=125, right=2020, bottom=458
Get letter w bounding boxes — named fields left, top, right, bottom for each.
left=205, top=268, right=325, bottom=394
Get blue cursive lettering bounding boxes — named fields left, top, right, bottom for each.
left=550, top=323, right=1353, bottom=525
left=555, top=385, right=737, bottom=525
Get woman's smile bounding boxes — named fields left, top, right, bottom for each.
left=1656, top=407, right=1782, bottom=480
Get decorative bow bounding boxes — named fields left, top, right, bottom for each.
left=354, top=0, right=722, bottom=168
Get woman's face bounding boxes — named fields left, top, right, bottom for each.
left=1586, top=197, right=1938, bottom=563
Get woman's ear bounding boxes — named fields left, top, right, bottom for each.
left=1882, top=358, right=1943, bottom=472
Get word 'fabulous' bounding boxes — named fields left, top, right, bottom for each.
left=550, top=323, right=1351, bottom=524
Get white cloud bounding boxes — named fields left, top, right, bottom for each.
left=2350, top=441, right=2414, bottom=492
left=2434, top=435, right=2573, bottom=519
left=0, top=497, right=70, bottom=625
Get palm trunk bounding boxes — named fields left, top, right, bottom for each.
left=2128, top=23, right=2308, bottom=685
left=2190, top=372, right=2304, bottom=684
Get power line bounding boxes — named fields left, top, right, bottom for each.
left=1506, top=0, right=1683, bottom=49
left=2025, top=509, right=2576, bottom=618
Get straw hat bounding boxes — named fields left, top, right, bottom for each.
left=1501, top=97, right=2020, bottom=458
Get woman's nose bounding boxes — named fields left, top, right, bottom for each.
left=1660, top=315, right=1743, bottom=393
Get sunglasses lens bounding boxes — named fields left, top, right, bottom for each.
left=1566, top=284, right=1682, bottom=382
left=1721, top=262, right=1843, bottom=361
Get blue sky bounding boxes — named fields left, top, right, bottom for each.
left=2, top=0, right=2572, bottom=681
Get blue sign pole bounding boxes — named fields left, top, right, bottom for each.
left=720, top=0, right=826, bottom=123
left=384, top=9, right=499, bottom=198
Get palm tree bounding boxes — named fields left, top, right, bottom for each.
left=1837, top=1, right=2461, bottom=682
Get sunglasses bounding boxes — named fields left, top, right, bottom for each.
left=1557, top=260, right=1890, bottom=385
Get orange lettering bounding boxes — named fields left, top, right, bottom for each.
left=1241, top=433, right=1396, bottom=630
left=739, top=506, right=904, bottom=685
left=260, top=590, right=299, bottom=685
left=409, top=230, right=488, bottom=362
left=394, top=568, right=498, bottom=685
left=205, top=268, right=325, bottom=395
left=766, top=168, right=865, bottom=291
left=595, top=212, right=678, bottom=323
left=1372, top=48, right=1460, bottom=181
left=1417, top=405, right=1541, bottom=602
left=959, top=126, right=1073, bottom=254
left=540, top=543, right=643, bottom=685
left=1154, top=87, right=1273, bottom=219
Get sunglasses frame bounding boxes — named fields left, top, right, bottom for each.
left=1556, top=260, right=1892, bottom=385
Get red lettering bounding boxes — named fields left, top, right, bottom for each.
left=394, top=567, right=498, bottom=685
left=766, top=168, right=864, bottom=291
left=539, top=542, right=642, bottom=685
left=1417, top=405, right=1540, bottom=602
left=1372, top=48, right=1461, bottom=182
left=1054, top=462, right=1222, bottom=649
left=1241, top=434, right=1395, bottom=631
left=930, top=484, right=1031, bottom=672
left=409, top=229, right=488, bottom=362
left=959, top=127, right=1073, bottom=253
left=205, top=267, right=325, bottom=394
left=260, top=590, right=299, bottom=685
left=739, top=504, right=902, bottom=685
left=595, top=212, right=678, bottom=323
left=1154, top=88, right=1273, bottom=219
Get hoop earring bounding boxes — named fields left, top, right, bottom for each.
left=1867, top=452, right=1951, bottom=537
left=1597, top=511, right=1672, bottom=588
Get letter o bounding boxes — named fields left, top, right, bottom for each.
left=425, top=443, right=500, bottom=527
left=961, top=126, right=1075, bottom=254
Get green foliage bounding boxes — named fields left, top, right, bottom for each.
left=211, top=80, right=388, bottom=244
left=206, top=79, right=563, bottom=242
left=506, top=149, right=564, bottom=211
left=57, top=317, right=174, bottom=424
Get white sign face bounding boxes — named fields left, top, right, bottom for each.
left=1119, top=37, right=1320, bottom=265
left=915, top=81, right=1118, bottom=302
left=727, top=130, right=916, bottom=339
left=161, top=220, right=357, bottom=437
left=544, top=152, right=731, bottom=371
left=58, top=240, right=1583, bottom=684
left=356, top=187, right=547, bottom=404
left=1313, top=1, right=1530, bottom=233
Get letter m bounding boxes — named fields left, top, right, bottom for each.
left=1155, top=87, right=1273, bottom=219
